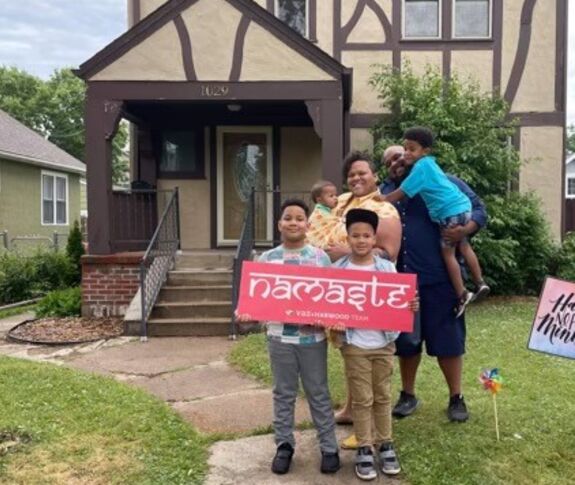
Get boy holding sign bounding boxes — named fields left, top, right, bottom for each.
left=237, top=198, right=340, bottom=476
left=331, top=208, right=418, bottom=480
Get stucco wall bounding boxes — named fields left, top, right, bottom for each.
left=451, top=50, right=493, bottom=94
left=280, top=127, right=322, bottom=192
left=140, top=0, right=168, bottom=21
left=156, top=129, right=211, bottom=250
left=0, top=159, right=82, bottom=242
left=350, top=128, right=374, bottom=153
left=519, top=126, right=563, bottom=240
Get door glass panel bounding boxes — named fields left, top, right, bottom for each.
left=222, top=132, right=268, bottom=241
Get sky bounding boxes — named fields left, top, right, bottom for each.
left=0, top=1, right=574, bottom=124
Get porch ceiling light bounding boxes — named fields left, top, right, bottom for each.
left=227, top=104, right=242, bottom=112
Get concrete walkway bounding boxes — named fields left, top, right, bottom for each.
left=0, top=315, right=402, bottom=484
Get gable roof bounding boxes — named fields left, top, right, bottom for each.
left=0, top=109, right=86, bottom=175
left=76, top=0, right=348, bottom=82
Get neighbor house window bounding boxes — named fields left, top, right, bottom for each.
left=566, top=176, right=575, bottom=199
left=158, top=129, right=204, bottom=179
left=42, top=172, right=68, bottom=225
left=403, top=0, right=441, bottom=39
left=276, top=0, right=308, bottom=37
left=453, top=0, right=491, bottom=38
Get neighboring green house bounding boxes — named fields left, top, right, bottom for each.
left=0, top=109, right=86, bottom=249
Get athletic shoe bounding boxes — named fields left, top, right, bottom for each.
left=455, top=291, right=474, bottom=318
left=472, top=282, right=491, bottom=303
left=392, top=391, right=419, bottom=418
left=447, top=394, right=469, bottom=422
left=320, top=451, right=340, bottom=474
left=340, top=433, right=359, bottom=450
left=378, top=442, right=401, bottom=475
left=355, top=446, right=377, bottom=481
left=271, top=442, right=294, bottom=474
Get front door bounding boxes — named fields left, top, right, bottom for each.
left=216, top=126, right=273, bottom=246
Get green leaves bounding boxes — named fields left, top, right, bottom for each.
left=35, top=287, right=81, bottom=318
left=0, top=66, right=128, bottom=185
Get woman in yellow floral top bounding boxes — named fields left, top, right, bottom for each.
left=307, top=151, right=401, bottom=263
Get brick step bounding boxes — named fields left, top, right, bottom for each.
left=158, top=285, right=232, bottom=303
left=176, top=251, right=235, bottom=269
left=167, top=269, right=233, bottom=286
left=125, top=318, right=231, bottom=336
left=151, top=301, right=232, bottom=319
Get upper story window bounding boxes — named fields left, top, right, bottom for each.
left=42, top=171, right=68, bottom=225
left=403, top=0, right=441, bottom=39
left=276, top=0, right=308, bottom=37
left=453, top=0, right=491, bottom=38
left=567, top=175, right=575, bottom=199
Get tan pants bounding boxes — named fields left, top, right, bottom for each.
left=342, top=343, right=395, bottom=447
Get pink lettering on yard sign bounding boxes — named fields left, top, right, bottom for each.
left=237, top=261, right=417, bottom=332
left=528, top=276, right=575, bottom=360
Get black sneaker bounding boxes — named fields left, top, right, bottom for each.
left=271, top=442, right=294, bottom=474
left=392, top=391, right=419, bottom=418
left=320, top=451, right=340, bottom=474
left=455, top=291, right=474, bottom=318
left=447, top=394, right=469, bottom=422
left=355, top=446, right=377, bottom=481
left=472, top=282, right=491, bottom=303
left=378, top=442, right=401, bottom=475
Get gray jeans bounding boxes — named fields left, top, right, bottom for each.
left=267, top=337, right=338, bottom=453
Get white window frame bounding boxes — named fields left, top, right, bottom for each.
left=566, top=175, right=575, bottom=199
left=402, top=0, right=442, bottom=40
left=452, top=0, right=492, bottom=39
left=41, top=170, right=69, bottom=226
left=275, top=0, right=309, bottom=38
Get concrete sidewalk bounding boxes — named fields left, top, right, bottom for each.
left=0, top=315, right=403, bottom=483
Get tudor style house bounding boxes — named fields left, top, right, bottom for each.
left=76, top=0, right=567, bottom=330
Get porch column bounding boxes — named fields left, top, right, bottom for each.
left=85, top=92, right=122, bottom=254
left=320, top=99, right=344, bottom=187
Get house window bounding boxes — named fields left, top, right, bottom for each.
left=566, top=176, right=575, bottom=199
left=453, top=0, right=491, bottom=38
left=403, top=0, right=441, bottom=39
left=276, top=0, right=308, bottom=37
left=42, top=172, right=68, bottom=225
left=158, top=129, right=204, bottom=179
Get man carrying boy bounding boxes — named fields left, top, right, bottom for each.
left=238, top=199, right=340, bottom=475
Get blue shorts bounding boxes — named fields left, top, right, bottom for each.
left=439, top=211, right=471, bottom=248
left=395, top=282, right=466, bottom=357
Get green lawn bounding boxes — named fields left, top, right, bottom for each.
left=0, top=356, right=207, bottom=484
left=0, top=305, right=35, bottom=320
left=229, top=300, right=575, bottom=485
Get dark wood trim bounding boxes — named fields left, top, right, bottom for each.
left=308, top=0, right=318, bottom=43
left=266, top=0, right=273, bottom=12
left=77, top=0, right=200, bottom=79
left=443, top=49, right=451, bottom=79
left=392, top=0, right=401, bottom=70
left=398, top=40, right=493, bottom=50
left=132, top=0, right=141, bottom=24
left=88, top=81, right=343, bottom=101
left=344, top=109, right=351, bottom=155
left=341, top=1, right=367, bottom=43
left=103, top=101, right=124, bottom=139
left=321, top=99, right=344, bottom=186
left=173, top=14, right=197, bottom=81
left=229, top=15, right=251, bottom=81
left=444, top=0, right=453, bottom=40
left=511, top=111, right=565, bottom=127
left=77, top=0, right=346, bottom=82
left=492, top=0, right=503, bottom=95
left=333, top=0, right=342, bottom=61
left=304, top=100, right=322, bottom=137
left=209, top=126, right=217, bottom=249
left=340, top=0, right=392, bottom=50
left=344, top=43, right=392, bottom=51
left=349, top=113, right=386, bottom=129
left=504, top=0, right=536, bottom=105
left=555, top=0, right=567, bottom=112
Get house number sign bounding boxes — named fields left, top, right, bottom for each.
left=200, top=85, right=230, bottom=97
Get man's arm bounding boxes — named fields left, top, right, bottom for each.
left=443, top=175, right=488, bottom=242
left=381, top=187, right=406, bottom=204
left=376, top=216, right=401, bottom=262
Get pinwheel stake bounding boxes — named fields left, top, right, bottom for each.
left=479, top=368, right=503, bottom=441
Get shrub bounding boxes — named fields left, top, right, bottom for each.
left=35, top=287, right=81, bottom=318
left=66, top=220, right=84, bottom=284
left=0, top=250, right=76, bottom=305
left=369, top=64, right=554, bottom=295
left=549, top=232, right=575, bottom=283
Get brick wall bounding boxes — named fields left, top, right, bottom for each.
left=81, top=252, right=143, bottom=317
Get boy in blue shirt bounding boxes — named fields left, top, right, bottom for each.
left=381, top=127, right=489, bottom=317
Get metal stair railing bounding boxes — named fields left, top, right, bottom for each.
left=139, top=187, right=180, bottom=341
left=231, top=189, right=255, bottom=339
